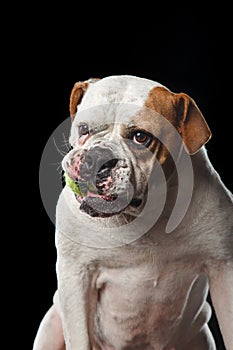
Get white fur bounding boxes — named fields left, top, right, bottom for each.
left=78, top=75, right=164, bottom=110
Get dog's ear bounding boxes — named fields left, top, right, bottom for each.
left=174, top=93, right=212, bottom=155
left=69, top=78, right=100, bottom=120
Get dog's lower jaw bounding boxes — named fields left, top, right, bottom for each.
left=78, top=195, right=143, bottom=218
left=79, top=196, right=117, bottom=218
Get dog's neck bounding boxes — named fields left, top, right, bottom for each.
left=151, top=147, right=219, bottom=232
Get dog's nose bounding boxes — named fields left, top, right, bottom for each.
left=80, top=147, right=118, bottom=181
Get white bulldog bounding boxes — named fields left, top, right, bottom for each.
left=33, top=75, right=233, bottom=350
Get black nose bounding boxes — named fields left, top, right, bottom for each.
left=80, top=147, right=118, bottom=181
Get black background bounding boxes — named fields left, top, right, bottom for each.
left=23, top=4, right=232, bottom=350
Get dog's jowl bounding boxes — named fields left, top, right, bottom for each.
left=33, top=75, right=233, bottom=350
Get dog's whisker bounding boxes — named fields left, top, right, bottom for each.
left=60, top=141, right=70, bottom=148
left=57, top=168, right=64, bottom=175
left=53, top=137, right=67, bottom=157
left=62, top=133, right=71, bottom=151
left=50, top=161, right=63, bottom=166
left=62, top=132, right=69, bottom=142
left=120, top=214, right=129, bottom=226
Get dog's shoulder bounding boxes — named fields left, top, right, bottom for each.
left=187, top=148, right=233, bottom=260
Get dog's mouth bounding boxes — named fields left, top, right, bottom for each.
left=78, top=193, right=142, bottom=218
left=64, top=163, right=142, bottom=218
left=75, top=180, right=119, bottom=218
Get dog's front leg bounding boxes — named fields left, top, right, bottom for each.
left=208, top=262, right=233, bottom=350
left=33, top=303, right=65, bottom=350
left=56, top=256, right=95, bottom=350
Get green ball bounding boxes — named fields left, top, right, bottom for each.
left=64, top=173, right=98, bottom=196
left=64, top=172, right=83, bottom=196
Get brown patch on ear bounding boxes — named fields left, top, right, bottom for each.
left=143, top=86, right=181, bottom=166
left=144, top=86, right=177, bottom=124
left=69, top=78, right=100, bottom=120
left=174, top=93, right=212, bottom=155
left=69, top=82, right=88, bottom=120
left=144, top=86, right=212, bottom=155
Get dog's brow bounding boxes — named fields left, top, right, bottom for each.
left=124, top=123, right=137, bottom=131
left=77, top=122, right=109, bottom=133
left=123, top=123, right=151, bottom=135
left=90, top=123, right=109, bottom=133
left=127, top=122, right=135, bottom=127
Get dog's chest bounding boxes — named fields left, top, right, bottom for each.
left=93, top=263, right=203, bottom=349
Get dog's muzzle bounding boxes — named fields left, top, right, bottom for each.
left=79, top=147, right=117, bottom=189
left=63, top=146, right=143, bottom=217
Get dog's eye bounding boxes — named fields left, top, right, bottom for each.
left=78, top=123, right=89, bottom=136
left=133, top=131, right=151, bottom=146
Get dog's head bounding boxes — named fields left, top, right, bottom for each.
left=62, top=75, right=211, bottom=220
